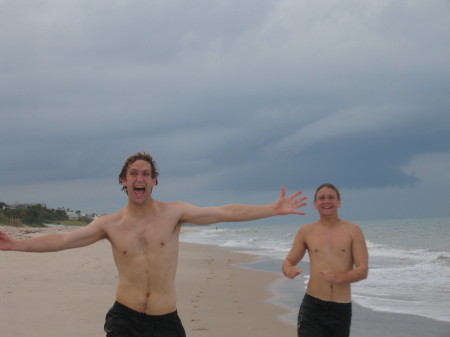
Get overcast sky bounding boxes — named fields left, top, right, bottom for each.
left=1, top=0, right=449, bottom=223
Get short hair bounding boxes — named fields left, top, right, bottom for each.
left=119, top=152, right=159, bottom=193
left=314, top=183, right=341, bottom=201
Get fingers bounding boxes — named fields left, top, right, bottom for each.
left=294, top=194, right=308, bottom=212
left=287, top=190, right=308, bottom=203
left=278, top=188, right=308, bottom=215
left=289, top=190, right=303, bottom=199
left=296, top=197, right=308, bottom=207
left=288, top=267, right=302, bottom=279
left=280, top=188, right=307, bottom=200
left=290, top=272, right=300, bottom=279
left=319, top=270, right=336, bottom=283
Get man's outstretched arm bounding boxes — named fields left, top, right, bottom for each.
left=179, top=187, right=307, bottom=225
left=0, top=219, right=107, bottom=252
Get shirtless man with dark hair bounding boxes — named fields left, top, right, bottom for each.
left=0, top=152, right=307, bottom=337
left=282, top=183, right=368, bottom=337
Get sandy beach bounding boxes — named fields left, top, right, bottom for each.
left=2, top=225, right=449, bottom=337
left=0, top=225, right=294, bottom=337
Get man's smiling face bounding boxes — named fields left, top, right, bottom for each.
left=314, top=187, right=341, bottom=215
left=121, top=160, right=157, bottom=202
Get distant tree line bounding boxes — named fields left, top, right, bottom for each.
left=0, top=203, right=68, bottom=226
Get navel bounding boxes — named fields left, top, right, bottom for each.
left=160, top=241, right=165, bottom=246
left=123, top=250, right=127, bottom=255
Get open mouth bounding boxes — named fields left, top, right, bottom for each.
left=133, top=186, right=146, bottom=197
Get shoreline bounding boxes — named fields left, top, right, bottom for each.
left=1, top=225, right=448, bottom=337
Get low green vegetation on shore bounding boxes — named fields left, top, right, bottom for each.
left=0, top=202, right=92, bottom=227
left=51, top=220, right=88, bottom=227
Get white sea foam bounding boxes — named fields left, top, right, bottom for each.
left=352, top=295, right=450, bottom=323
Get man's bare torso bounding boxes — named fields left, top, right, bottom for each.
left=100, top=201, right=182, bottom=315
left=303, top=221, right=356, bottom=303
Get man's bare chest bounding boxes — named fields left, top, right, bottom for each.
left=306, top=233, right=352, bottom=257
left=109, top=221, right=179, bottom=255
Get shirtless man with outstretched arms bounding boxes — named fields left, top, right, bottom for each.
left=282, top=183, right=368, bottom=337
left=0, top=152, right=307, bottom=337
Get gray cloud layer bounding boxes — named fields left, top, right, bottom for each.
left=1, top=0, right=449, bottom=220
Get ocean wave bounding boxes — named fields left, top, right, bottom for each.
left=366, top=240, right=450, bottom=264
left=352, top=295, right=450, bottom=323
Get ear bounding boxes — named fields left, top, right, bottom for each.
left=121, top=178, right=127, bottom=187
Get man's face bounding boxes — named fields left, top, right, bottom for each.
left=121, top=160, right=157, bottom=202
left=314, top=187, right=341, bottom=215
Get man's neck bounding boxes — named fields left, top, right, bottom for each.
left=318, top=214, right=340, bottom=227
left=126, top=198, right=156, bottom=217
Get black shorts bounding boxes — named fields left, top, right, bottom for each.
left=104, top=301, right=186, bottom=337
left=297, top=293, right=352, bottom=337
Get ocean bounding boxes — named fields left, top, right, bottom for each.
left=180, top=217, right=450, bottom=326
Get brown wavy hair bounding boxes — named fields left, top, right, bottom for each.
left=314, top=183, right=341, bottom=201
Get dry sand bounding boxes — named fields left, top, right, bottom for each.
left=0, top=225, right=295, bottom=337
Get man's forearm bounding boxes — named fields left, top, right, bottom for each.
left=10, top=234, right=66, bottom=252
left=220, top=203, right=277, bottom=222
left=337, top=266, right=368, bottom=284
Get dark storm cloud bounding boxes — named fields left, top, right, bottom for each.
left=0, top=0, right=449, bottom=218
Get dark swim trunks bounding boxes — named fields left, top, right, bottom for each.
left=297, top=293, right=352, bottom=337
left=104, top=301, right=186, bottom=337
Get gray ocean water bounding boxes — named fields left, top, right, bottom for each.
left=180, top=217, right=450, bottom=324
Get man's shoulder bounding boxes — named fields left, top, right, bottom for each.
left=156, top=200, right=189, bottom=212
left=340, top=220, right=360, bottom=229
left=101, top=208, right=125, bottom=221
left=338, top=220, right=365, bottom=237
left=302, top=221, right=320, bottom=229
left=161, top=200, right=197, bottom=212
left=161, top=200, right=184, bottom=207
left=299, top=221, right=319, bottom=233
left=90, top=208, right=130, bottom=228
